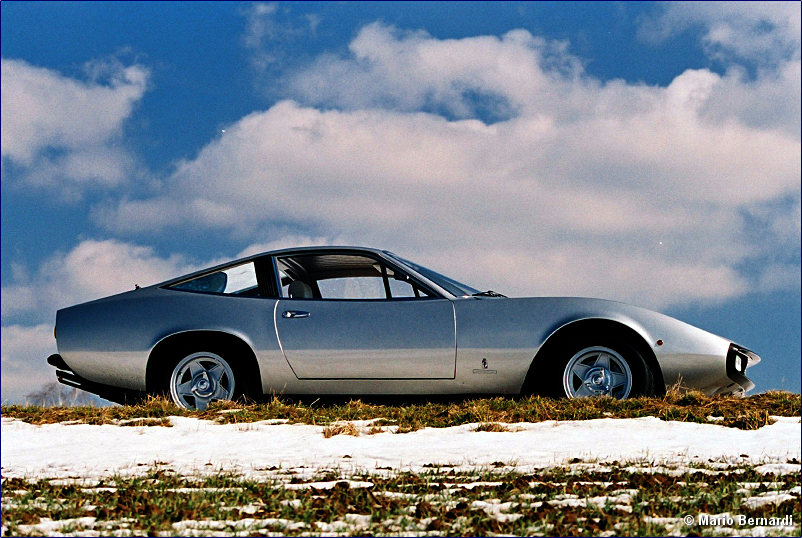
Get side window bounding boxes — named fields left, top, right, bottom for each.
left=388, top=278, right=417, bottom=298
left=170, top=262, right=259, bottom=296
left=318, top=276, right=385, bottom=299
left=276, top=254, right=435, bottom=300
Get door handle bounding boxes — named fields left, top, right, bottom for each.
left=282, top=310, right=310, bottom=319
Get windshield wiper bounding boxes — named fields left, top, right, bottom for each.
left=472, top=290, right=507, bottom=298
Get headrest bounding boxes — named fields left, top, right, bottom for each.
left=288, top=280, right=313, bottom=299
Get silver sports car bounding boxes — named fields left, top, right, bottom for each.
left=48, top=246, right=760, bottom=410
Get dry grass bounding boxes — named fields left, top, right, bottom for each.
left=473, top=422, right=513, bottom=432
left=2, top=390, right=799, bottom=431
left=322, top=422, right=361, bottom=438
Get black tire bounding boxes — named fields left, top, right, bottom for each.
left=538, top=337, right=655, bottom=399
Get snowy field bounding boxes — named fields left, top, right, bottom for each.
left=2, top=415, right=800, bottom=536
left=2, top=415, right=800, bottom=479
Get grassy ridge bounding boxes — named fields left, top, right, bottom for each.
left=3, top=392, right=800, bottom=535
left=2, top=390, right=799, bottom=430
left=2, top=465, right=800, bottom=536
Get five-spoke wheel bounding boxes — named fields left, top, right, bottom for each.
left=169, top=352, right=236, bottom=410
left=562, top=346, right=633, bottom=399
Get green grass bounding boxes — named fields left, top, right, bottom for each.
left=2, top=464, right=799, bottom=536
left=2, top=390, right=799, bottom=431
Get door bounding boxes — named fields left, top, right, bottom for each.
left=271, top=251, right=456, bottom=379
left=275, top=298, right=456, bottom=379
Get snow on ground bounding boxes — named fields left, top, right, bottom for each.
left=2, top=416, right=799, bottom=480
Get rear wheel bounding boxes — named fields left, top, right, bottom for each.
left=168, top=351, right=237, bottom=410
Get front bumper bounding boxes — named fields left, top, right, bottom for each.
left=714, top=344, right=760, bottom=396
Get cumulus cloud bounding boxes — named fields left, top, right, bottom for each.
left=98, top=19, right=799, bottom=308
left=286, top=24, right=581, bottom=120
left=241, top=2, right=322, bottom=73
left=639, top=3, right=801, bottom=137
left=0, top=57, right=148, bottom=196
left=235, top=234, right=334, bottom=258
left=1, top=324, right=58, bottom=404
left=639, top=1, right=800, bottom=65
left=98, top=92, right=796, bottom=306
left=1, top=239, right=196, bottom=323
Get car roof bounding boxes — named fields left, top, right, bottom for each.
left=156, top=246, right=392, bottom=288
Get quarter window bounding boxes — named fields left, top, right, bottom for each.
left=170, top=262, right=259, bottom=296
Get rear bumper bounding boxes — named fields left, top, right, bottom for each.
left=48, top=354, right=143, bottom=405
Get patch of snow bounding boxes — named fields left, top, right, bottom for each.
left=313, top=513, right=372, bottom=533
left=754, top=463, right=801, bottom=475
left=261, top=418, right=289, bottom=425
left=111, top=417, right=164, bottom=425
left=165, top=487, right=245, bottom=493
left=530, top=490, right=636, bottom=511
left=344, top=513, right=372, bottom=528
left=742, top=491, right=798, bottom=508
left=770, top=416, right=801, bottom=424
left=735, top=482, right=786, bottom=490
left=220, top=503, right=262, bottom=515
left=16, top=516, right=98, bottom=536
left=172, top=517, right=306, bottom=534
left=641, top=516, right=684, bottom=529
left=283, top=479, right=374, bottom=490
left=2, top=416, right=799, bottom=480
left=470, top=499, right=523, bottom=522
left=444, top=480, right=503, bottom=490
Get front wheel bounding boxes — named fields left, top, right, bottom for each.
left=169, top=351, right=237, bottom=410
left=543, top=339, right=654, bottom=399
left=562, top=346, right=634, bottom=399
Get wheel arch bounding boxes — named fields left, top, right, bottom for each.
left=146, top=330, right=262, bottom=397
left=521, top=318, right=665, bottom=396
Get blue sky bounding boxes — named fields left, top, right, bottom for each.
left=2, top=1, right=800, bottom=402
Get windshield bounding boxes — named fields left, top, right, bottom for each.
left=384, top=252, right=481, bottom=297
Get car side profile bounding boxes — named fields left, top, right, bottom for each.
left=48, top=246, right=760, bottom=409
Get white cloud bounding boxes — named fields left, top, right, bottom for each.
left=639, top=2, right=800, bottom=65
left=241, top=2, right=321, bottom=73
left=242, top=3, right=279, bottom=49
left=1, top=324, right=57, bottom=404
left=701, top=61, right=800, bottom=137
left=286, top=24, right=580, bottom=119
left=98, top=99, right=798, bottom=308
left=637, top=3, right=801, bottom=137
left=97, top=15, right=798, bottom=309
left=1, top=239, right=196, bottom=323
left=0, top=58, right=148, bottom=195
left=235, top=234, right=334, bottom=258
